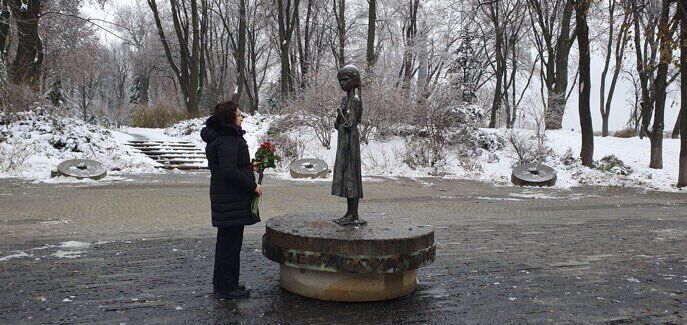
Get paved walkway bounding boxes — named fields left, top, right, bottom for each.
left=0, top=174, right=685, bottom=324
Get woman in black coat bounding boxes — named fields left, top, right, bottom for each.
left=201, top=101, right=263, bottom=299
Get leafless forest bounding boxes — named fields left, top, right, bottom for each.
left=0, top=0, right=686, bottom=186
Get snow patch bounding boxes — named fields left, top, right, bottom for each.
left=0, top=251, right=32, bottom=261
left=53, top=250, right=84, bottom=258
left=60, top=241, right=91, bottom=248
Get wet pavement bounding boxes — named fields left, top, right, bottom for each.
left=0, top=173, right=686, bottom=324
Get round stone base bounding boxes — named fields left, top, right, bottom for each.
left=280, top=265, right=417, bottom=302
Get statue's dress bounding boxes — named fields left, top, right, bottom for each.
left=331, top=94, right=363, bottom=198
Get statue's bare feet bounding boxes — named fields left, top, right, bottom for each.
left=334, top=213, right=366, bottom=226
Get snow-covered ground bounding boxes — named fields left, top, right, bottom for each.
left=479, top=129, right=684, bottom=192
left=1, top=112, right=684, bottom=192
left=0, top=111, right=158, bottom=182
left=164, top=114, right=686, bottom=192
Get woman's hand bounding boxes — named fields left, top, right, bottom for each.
left=254, top=184, right=263, bottom=197
left=253, top=161, right=260, bottom=172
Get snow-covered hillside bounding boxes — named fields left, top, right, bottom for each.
left=0, top=111, right=157, bottom=181
left=2, top=113, right=684, bottom=192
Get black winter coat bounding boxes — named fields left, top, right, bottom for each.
left=201, top=117, right=259, bottom=227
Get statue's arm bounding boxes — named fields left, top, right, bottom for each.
left=343, top=97, right=361, bottom=129
left=334, top=96, right=346, bottom=129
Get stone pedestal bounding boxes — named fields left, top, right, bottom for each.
left=262, top=214, right=435, bottom=302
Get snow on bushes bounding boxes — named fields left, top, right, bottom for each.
left=595, top=155, right=632, bottom=176
left=0, top=110, right=156, bottom=180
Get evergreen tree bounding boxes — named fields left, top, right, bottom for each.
left=46, top=77, right=64, bottom=107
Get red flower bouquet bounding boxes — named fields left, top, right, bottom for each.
left=253, top=141, right=280, bottom=184
left=251, top=141, right=279, bottom=219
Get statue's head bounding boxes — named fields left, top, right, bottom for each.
left=337, top=65, right=361, bottom=91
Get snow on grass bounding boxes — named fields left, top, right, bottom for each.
left=267, top=122, right=685, bottom=192
left=3, top=111, right=684, bottom=191
left=0, top=111, right=158, bottom=181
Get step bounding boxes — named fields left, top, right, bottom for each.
left=157, top=159, right=207, bottom=165
left=130, top=144, right=199, bottom=149
left=128, top=143, right=198, bottom=147
left=136, top=147, right=202, bottom=151
left=149, top=155, right=206, bottom=160
left=156, top=164, right=208, bottom=170
left=138, top=151, right=204, bottom=156
left=128, top=140, right=193, bottom=144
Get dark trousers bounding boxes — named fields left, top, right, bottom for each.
left=213, top=225, right=244, bottom=293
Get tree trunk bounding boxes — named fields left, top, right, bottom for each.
left=648, top=0, right=674, bottom=169
left=402, top=0, right=418, bottom=89
left=366, top=0, right=376, bottom=70
left=545, top=2, right=574, bottom=130
left=9, top=0, right=43, bottom=89
left=489, top=23, right=504, bottom=128
left=671, top=108, right=681, bottom=139
left=574, top=0, right=593, bottom=167
left=276, top=0, right=299, bottom=98
left=140, top=74, right=151, bottom=106
left=296, top=0, right=313, bottom=86
left=599, top=0, right=615, bottom=137
left=602, top=114, right=609, bottom=137
left=0, top=0, right=9, bottom=59
left=233, top=0, right=247, bottom=102
left=334, top=0, right=345, bottom=67
left=148, top=0, right=205, bottom=117
left=677, top=0, right=686, bottom=187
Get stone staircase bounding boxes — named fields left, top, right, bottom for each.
left=126, top=140, right=207, bottom=170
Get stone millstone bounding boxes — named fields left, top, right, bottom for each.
left=55, top=159, right=107, bottom=180
left=289, top=158, right=329, bottom=179
left=262, top=214, right=435, bottom=301
left=511, top=162, right=556, bottom=187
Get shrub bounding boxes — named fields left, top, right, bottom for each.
left=261, top=132, right=304, bottom=168
left=0, top=137, right=37, bottom=171
left=404, top=137, right=442, bottom=169
left=131, top=104, right=187, bottom=128
left=281, top=73, right=338, bottom=149
left=503, top=128, right=552, bottom=165
left=612, top=127, right=637, bottom=138
left=595, top=155, right=632, bottom=175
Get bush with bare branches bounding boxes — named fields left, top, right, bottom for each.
left=403, top=88, right=500, bottom=169
left=281, top=73, right=338, bottom=149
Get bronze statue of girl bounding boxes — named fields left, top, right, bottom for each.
left=332, top=65, right=365, bottom=226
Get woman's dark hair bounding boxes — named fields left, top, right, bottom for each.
left=212, top=101, right=239, bottom=125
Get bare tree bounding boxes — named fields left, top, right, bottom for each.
left=632, top=0, right=677, bottom=169
left=599, top=0, right=631, bottom=137
left=276, top=0, right=300, bottom=97
left=400, top=0, right=419, bottom=89
left=147, top=0, right=208, bottom=117
left=366, top=0, right=376, bottom=70
left=479, top=0, right=528, bottom=128
left=678, top=0, right=686, bottom=187
left=115, top=1, right=160, bottom=106
left=332, top=0, right=345, bottom=67
left=8, top=0, right=44, bottom=88
left=527, top=0, right=575, bottom=130
left=571, top=0, right=593, bottom=166
left=0, top=0, right=9, bottom=59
